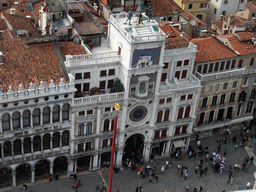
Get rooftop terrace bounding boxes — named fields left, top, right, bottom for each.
left=109, top=12, right=166, bottom=44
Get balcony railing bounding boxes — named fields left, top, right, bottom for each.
left=65, top=52, right=121, bottom=67
left=244, top=67, right=256, bottom=74
left=196, top=68, right=245, bottom=82
left=73, top=92, right=124, bottom=105
left=159, top=74, right=201, bottom=92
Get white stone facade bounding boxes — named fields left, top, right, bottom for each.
left=207, top=0, right=248, bottom=24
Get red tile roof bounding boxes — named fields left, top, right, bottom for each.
left=58, top=42, right=87, bottom=59
left=212, top=20, right=223, bottom=29
left=191, top=36, right=237, bottom=63
left=1, top=11, right=39, bottom=36
left=0, top=18, right=8, bottom=31
left=223, top=15, right=248, bottom=27
left=245, top=1, right=256, bottom=11
left=217, top=32, right=256, bottom=55
left=150, top=0, right=183, bottom=16
left=159, top=23, right=190, bottom=49
left=181, top=11, right=208, bottom=28
left=0, top=39, right=64, bottom=92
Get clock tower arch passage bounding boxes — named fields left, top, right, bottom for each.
left=123, top=134, right=144, bottom=163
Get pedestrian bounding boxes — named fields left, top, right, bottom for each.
left=247, top=182, right=251, bottom=189
left=149, top=175, right=152, bottom=183
left=204, top=167, right=208, bottom=174
left=199, top=169, right=203, bottom=177
left=136, top=186, right=139, bottom=192
left=227, top=173, right=232, bottom=183
left=154, top=175, right=158, bottom=183
left=139, top=186, right=143, bottom=192
left=194, top=185, right=198, bottom=192
left=245, top=165, right=249, bottom=173
left=235, top=143, right=238, bottom=151
left=224, top=148, right=227, bottom=156
left=48, top=175, right=52, bottom=182
left=95, top=182, right=100, bottom=191
left=199, top=186, right=203, bottom=192
left=195, top=165, right=198, bottom=174
left=184, top=172, right=188, bottom=180
left=161, top=165, right=165, bottom=174
left=230, top=176, right=234, bottom=185
left=142, top=170, right=146, bottom=179
left=217, top=145, right=221, bottom=153
left=186, top=185, right=190, bottom=192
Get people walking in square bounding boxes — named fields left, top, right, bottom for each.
left=95, top=182, right=100, bottom=191
left=184, top=172, right=188, bottom=180
left=185, top=185, right=190, bottom=192
left=199, top=186, right=203, bottom=192
left=247, top=182, right=251, bottom=189
left=194, top=185, right=198, bottom=192
left=235, top=143, right=238, bottom=151
left=161, top=165, right=165, bottom=174
left=245, top=165, right=249, bottom=173
left=230, top=176, right=234, bottom=185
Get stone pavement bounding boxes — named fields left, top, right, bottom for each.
left=3, top=130, right=256, bottom=192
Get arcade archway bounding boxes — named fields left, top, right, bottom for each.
left=77, top=156, right=90, bottom=172
left=0, top=168, right=12, bottom=187
left=35, top=160, right=50, bottom=180
left=16, top=164, right=31, bottom=184
left=123, top=134, right=144, bottom=163
left=53, top=156, right=68, bottom=175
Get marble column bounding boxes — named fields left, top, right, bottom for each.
left=89, top=155, right=93, bottom=171
left=164, top=141, right=171, bottom=157
left=92, top=154, right=99, bottom=171
left=12, top=171, right=16, bottom=187
left=161, top=142, right=166, bottom=157
left=31, top=167, right=35, bottom=183
left=50, top=163, right=53, bottom=175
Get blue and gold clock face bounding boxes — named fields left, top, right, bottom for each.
left=129, top=106, right=147, bottom=122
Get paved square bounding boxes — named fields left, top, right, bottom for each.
left=3, top=131, right=256, bottom=192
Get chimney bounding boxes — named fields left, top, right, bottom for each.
left=252, top=38, right=256, bottom=47
left=44, top=0, right=47, bottom=7
left=26, top=15, right=31, bottom=19
left=14, top=2, right=18, bottom=8
left=10, top=8, right=15, bottom=15
left=220, top=15, right=224, bottom=21
left=227, top=16, right=234, bottom=25
left=0, top=51, right=3, bottom=65
left=200, top=29, right=208, bottom=38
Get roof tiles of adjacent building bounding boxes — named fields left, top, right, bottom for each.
left=217, top=32, right=256, bottom=55
left=180, top=11, right=208, bottom=28
left=182, top=0, right=210, bottom=3
left=223, top=15, right=248, bottom=27
left=0, top=39, right=64, bottom=92
left=58, top=42, right=87, bottom=59
left=191, top=36, right=237, bottom=63
left=0, top=18, right=8, bottom=31
left=159, top=23, right=190, bottom=49
left=150, top=0, right=183, bottom=16
left=212, top=20, right=223, bottom=29
left=245, top=1, right=256, bottom=11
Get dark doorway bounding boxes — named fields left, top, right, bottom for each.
left=53, top=156, right=68, bottom=175
left=152, top=141, right=164, bottom=156
left=16, top=164, right=31, bottom=184
left=101, top=152, right=111, bottom=168
left=123, top=134, right=144, bottom=163
left=217, top=108, right=225, bottom=121
left=77, top=156, right=90, bottom=171
left=0, top=168, right=12, bottom=187
left=35, top=160, right=50, bottom=181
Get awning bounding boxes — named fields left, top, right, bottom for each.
left=173, top=140, right=186, bottom=148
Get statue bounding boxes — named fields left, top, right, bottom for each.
left=124, top=9, right=133, bottom=25
left=147, top=6, right=153, bottom=22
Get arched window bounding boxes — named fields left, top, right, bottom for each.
left=62, top=131, right=69, bottom=146
left=238, top=91, right=247, bottom=102
left=164, top=109, right=170, bottom=121
left=104, top=119, right=109, bottom=132
left=2, top=113, right=10, bottom=131
left=62, top=104, right=69, bottom=121
left=12, top=112, right=20, bottom=130
left=53, top=105, right=60, bottom=122
left=33, top=108, right=40, bottom=126
left=184, top=106, right=191, bottom=118
left=33, top=136, right=41, bottom=152
left=157, top=111, right=163, bottom=123
left=4, top=141, right=11, bottom=157
left=178, top=107, right=184, bottom=119
left=52, top=132, right=60, bottom=148
left=43, top=107, right=50, bottom=124
left=43, top=134, right=50, bottom=150
left=24, top=137, right=31, bottom=154
left=14, top=139, right=21, bottom=155
left=23, top=110, right=30, bottom=128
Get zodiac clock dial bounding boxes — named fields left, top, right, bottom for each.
left=129, top=106, right=148, bottom=122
